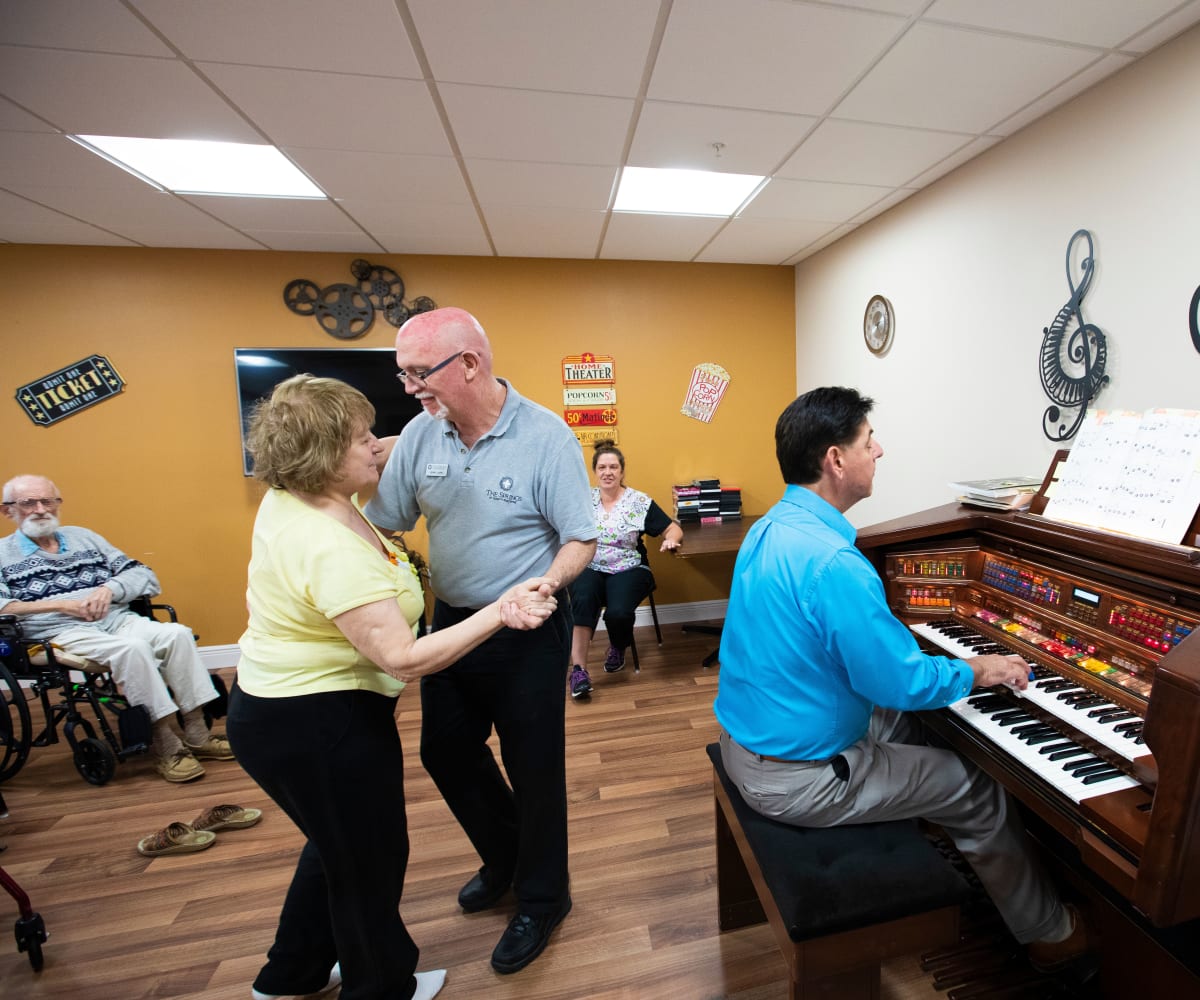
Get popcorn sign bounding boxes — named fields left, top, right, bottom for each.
left=680, top=362, right=730, bottom=424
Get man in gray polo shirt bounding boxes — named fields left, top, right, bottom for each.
left=365, top=307, right=596, bottom=975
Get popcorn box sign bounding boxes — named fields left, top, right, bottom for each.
left=562, top=353, right=614, bottom=384
left=681, top=362, right=731, bottom=423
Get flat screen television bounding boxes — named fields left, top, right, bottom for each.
left=234, top=347, right=422, bottom=476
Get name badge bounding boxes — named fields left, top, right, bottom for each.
left=425, top=463, right=449, bottom=477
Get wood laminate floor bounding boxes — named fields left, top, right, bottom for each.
left=0, top=624, right=945, bottom=999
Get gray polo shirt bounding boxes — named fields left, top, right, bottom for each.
left=365, top=379, right=596, bottom=609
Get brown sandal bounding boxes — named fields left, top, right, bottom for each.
left=137, top=822, right=215, bottom=857
left=192, top=803, right=263, bottom=833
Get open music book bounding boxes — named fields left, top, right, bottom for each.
left=1041, top=408, right=1200, bottom=546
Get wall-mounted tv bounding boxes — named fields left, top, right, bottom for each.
left=234, top=347, right=422, bottom=476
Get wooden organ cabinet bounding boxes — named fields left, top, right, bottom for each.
left=855, top=500, right=1200, bottom=995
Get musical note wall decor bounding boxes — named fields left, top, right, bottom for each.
left=1038, top=229, right=1110, bottom=441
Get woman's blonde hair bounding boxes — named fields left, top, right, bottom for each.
left=246, top=374, right=375, bottom=493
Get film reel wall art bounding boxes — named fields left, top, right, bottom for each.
left=283, top=259, right=437, bottom=340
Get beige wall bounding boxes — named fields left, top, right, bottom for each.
left=794, top=23, right=1200, bottom=529
left=1, top=249, right=795, bottom=645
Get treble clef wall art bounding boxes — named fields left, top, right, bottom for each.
left=1038, top=229, right=1110, bottom=441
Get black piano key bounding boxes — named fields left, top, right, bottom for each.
left=1064, top=757, right=1104, bottom=775
left=1098, top=711, right=1136, bottom=724
left=1072, top=760, right=1116, bottom=777
left=1038, top=741, right=1077, bottom=754
left=1026, top=731, right=1064, bottom=745
left=1086, top=705, right=1122, bottom=719
left=996, top=713, right=1035, bottom=727
left=1011, top=722, right=1055, bottom=737
left=1047, top=746, right=1090, bottom=761
left=1113, top=721, right=1143, bottom=734
left=1082, top=769, right=1126, bottom=785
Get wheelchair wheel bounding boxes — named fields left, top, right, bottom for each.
left=73, top=736, right=117, bottom=786
left=0, top=662, right=33, bottom=783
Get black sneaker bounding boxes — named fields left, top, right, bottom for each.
left=569, top=665, right=592, bottom=699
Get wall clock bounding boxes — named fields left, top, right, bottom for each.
left=863, top=294, right=894, bottom=355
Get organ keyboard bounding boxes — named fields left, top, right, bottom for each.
left=855, top=500, right=1200, bottom=935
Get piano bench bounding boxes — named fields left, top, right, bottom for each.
left=707, top=742, right=974, bottom=999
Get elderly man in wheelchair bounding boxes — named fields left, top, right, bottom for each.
left=1, top=474, right=231, bottom=783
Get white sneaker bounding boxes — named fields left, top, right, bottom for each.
left=250, top=962, right=341, bottom=1000
left=413, top=970, right=446, bottom=1000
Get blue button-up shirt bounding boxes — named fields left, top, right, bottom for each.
left=713, top=485, right=973, bottom=760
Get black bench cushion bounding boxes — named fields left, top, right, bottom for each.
left=707, top=742, right=974, bottom=941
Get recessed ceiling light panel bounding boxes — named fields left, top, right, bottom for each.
left=614, top=166, right=765, bottom=217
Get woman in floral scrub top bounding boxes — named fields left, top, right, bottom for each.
left=567, top=442, right=682, bottom=698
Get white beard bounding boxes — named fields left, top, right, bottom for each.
left=22, top=514, right=60, bottom=539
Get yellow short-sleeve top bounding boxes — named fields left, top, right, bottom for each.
left=236, top=488, right=424, bottom=698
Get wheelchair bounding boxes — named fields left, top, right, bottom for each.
left=0, top=598, right=226, bottom=787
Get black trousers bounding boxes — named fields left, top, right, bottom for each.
left=227, top=683, right=420, bottom=1000
left=420, top=600, right=572, bottom=914
left=569, top=565, right=654, bottom=650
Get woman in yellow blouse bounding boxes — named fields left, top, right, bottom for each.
left=229, top=375, right=556, bottom=1000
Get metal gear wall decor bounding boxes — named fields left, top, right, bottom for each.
left=282, top=259, right=437, bottom=339
left=1038, top=229, right=1110, bottom=442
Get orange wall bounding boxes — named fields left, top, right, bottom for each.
left=1, top=246, right=796, bottom=644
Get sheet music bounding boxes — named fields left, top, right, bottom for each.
left=1042, top=408, right=1200, bottom=545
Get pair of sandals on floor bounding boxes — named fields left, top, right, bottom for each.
left=136, top=803, right=262, bottom=856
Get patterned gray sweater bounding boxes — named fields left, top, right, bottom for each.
left=0, top=526, right=161, bottom=641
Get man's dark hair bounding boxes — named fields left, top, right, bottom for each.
left=775, top=386, right=874, bottom=485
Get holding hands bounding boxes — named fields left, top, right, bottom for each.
left=498, top=577, right=560, bottom=630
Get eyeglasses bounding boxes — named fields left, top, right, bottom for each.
left=395, top=351, right=463, bottom=385
left=2, top=497, right=62, bottom=512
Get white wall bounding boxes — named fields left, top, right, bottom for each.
left=794, top=24, right=1200, bottom=528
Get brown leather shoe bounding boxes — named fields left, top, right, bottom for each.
left=1028, top=904, right=1094, bottom=972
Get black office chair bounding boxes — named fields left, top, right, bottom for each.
left=628, top=540, right=664, bottom=674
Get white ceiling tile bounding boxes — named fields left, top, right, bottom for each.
left=989, top=53, right=1136, bottom=135
left=177, top=194, right=364, bottom=233
left=778, top=119, right=972, bottom=187
left=1122, top=1, right=1200, bottom=52
left=467, top=161, right=618, bottom=211
left=200, top=64, right=450, bottom=155
left=696, top=217, right=834, bottom=265
left=343, top=200, right=492, bottom=255
left=244, top=230, right=381, bottom=253
left=649, top=0, right=904, bottom=115
left=4, top=0, right=173, bottom=54
left=741, top=178, right=892, bottom=224
left=0, top=132, right=155, bottom=189
left=835, top=23, right=1100, bottom=133
left=846, top=186, right=918, bottom=224
left=0, top=46, right=261, bottom=140
left=783, top=223, right=859, bottom=264
left=10, top=184, right=240, bottom=243
left=904, top=135, right=1003, bottom=188
left=439, top=85, right=633, bottom=164
left=629, top=102, right=817, bottom=175
left=0, top=99, right=55, bottom=131
left=599, top=212, right=726, bottom=261
left=0, top=189, right=137, bottom=244
left=926, top=0, right=1184, bottom=49
left=485, top=206, right=607, bottom=260
left=409, top=0, right=658, bottom=97
left=288, top=149, right=468, bottom=204
left=130, top=0, right=421, bottom=76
